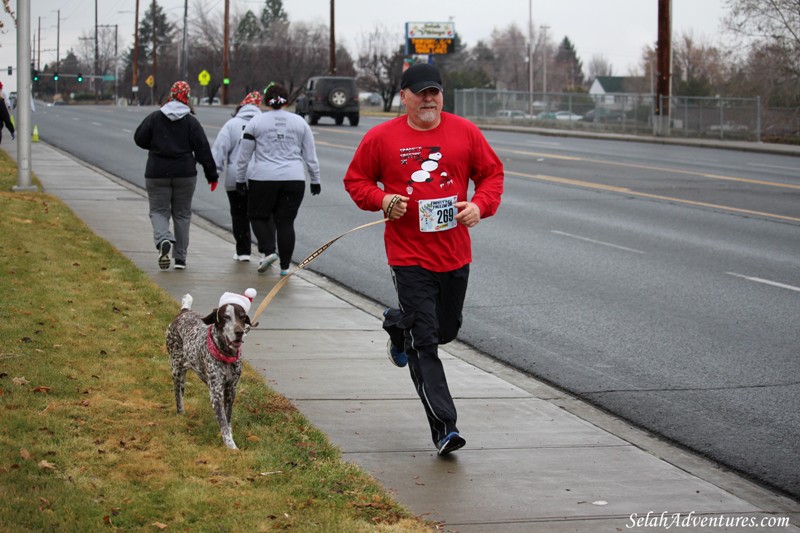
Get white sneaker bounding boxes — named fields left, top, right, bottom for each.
left=233, top=254, right=251, bottom=262
left=258, top=253, right=278, bottom=273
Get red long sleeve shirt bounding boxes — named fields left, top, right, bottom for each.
left=344, top=113, right=504, bottom=272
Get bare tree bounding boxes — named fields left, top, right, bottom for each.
left=587, top=54, right=613, bottom=80
left=672, top=31, right=728, bottom=96
left=356, top=25, right=405, bottom=111
left=489, top=24, right=530, bottom=91
left=724, top=0, right=800, bottom=77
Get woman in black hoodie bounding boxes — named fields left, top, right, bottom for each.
left=134, top=81, right=218, bottom=270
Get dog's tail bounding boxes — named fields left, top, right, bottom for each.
left=180, top=294, right=193, bottom=311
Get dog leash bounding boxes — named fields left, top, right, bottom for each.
left=251, top=217, right=388, bottom=323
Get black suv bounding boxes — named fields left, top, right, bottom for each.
left=294, top=76, right=360, bottom=126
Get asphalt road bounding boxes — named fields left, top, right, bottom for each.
left=30, top=102, right=800, bottom=499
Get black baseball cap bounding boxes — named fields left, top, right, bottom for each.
left=401, top=63, right=443, bottom=93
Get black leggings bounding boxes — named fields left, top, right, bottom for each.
left=247, top=180, right=305, bottom=270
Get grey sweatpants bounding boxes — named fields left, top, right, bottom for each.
left=145, top=176, right=197, bottom=262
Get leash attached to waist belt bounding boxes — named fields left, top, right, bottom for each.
left=251, top=217, right=387, bottom=323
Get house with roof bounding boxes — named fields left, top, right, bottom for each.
left=589, top=76, right=649, bottom=105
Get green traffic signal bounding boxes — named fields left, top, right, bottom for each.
left=53, top=72, right=59, bottom=81
left=223, top=77, right=230, bottom=85
left=77, top=73, right=83, bottom=83
left=33, top=70, right=39, bottom=82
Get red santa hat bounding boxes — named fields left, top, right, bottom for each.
left=218, top=288, right=257, bottom=313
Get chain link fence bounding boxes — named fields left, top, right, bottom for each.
left=455, top=88, right=765, bottom=142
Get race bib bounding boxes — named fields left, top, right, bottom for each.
left=418, top=196, right=457, bottom=232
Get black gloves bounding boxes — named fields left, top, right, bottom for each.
left=310, top=183, right=321, bottom=196
left=236, top=181, right=248, bottom=197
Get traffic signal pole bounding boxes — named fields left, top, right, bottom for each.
left=14, top=0, right=37, bottom=193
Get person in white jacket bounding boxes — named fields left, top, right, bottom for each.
left=211, top=91, right=273, bottom=261
left=235, top=82, right=321, bottom=275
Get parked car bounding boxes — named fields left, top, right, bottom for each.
left=294, top=76, right=360, bottom=126
left=708, top=121, right=749, bottom=133
left=581, top=108, right=623, bottom=123
left=536, top=110, right=580, bottom=121
left=554, top=111, right=582, bottom=121
left=496, top=109, right=527, bottom=120
left=199, top=97, right=221, bottom=105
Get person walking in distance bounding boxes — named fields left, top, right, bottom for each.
left=235, top=82, right=321, bottom=276
left=343, top=63, right=504, bottom=455
left=0, top=82, right=15, bottom=144
left=134, top=81, right=218, bottom=270
left=211, top=91, right=275, bottom=262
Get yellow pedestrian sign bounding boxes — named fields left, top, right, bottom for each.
left=145, top=75, right=155, bottom=88
left=198, top=70, right=211, bottom=86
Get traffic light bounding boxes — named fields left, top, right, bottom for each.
left=223, top=77, right=230, bottom=85
left=53, top=72, right=59, bottom=81
left=6, top=66, right=11, bottom=75
left=33, top=70, right=39, bottom=82
left=77, top=73, right=83, bottom=83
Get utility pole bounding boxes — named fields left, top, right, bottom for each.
left=94, top=0, right=99, bottom=102
left=541, top=25, right=549, bottom=95
left=132, top=0, right=140, bottom=103
left=655, top=0, right=672, bottom=136
left=223, top=0, right=229, bottom=104
left=528, top=0, right=533, bottom=115
left=152, top=0, right=157, bottom=103
left=55, top=9, right=60, bottom=98
left=182, top=0, right=189, bottom=81
left=37, top=17, right=41, bottom=69
left=329, top=0, right=336, bottom=75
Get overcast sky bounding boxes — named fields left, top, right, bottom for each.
left=1, top=0, right=729, bottom=92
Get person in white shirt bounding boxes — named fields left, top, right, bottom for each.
left=235, top=83, right=321, bottom=275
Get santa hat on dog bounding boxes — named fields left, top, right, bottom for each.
left=218, top=288, right=257, bottom=313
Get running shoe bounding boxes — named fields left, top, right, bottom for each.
left=158, top=240, right=172, bottom=270
left=386, top=339, right=408, bottom=367
left=258, top=253, right=278, bottom=273
left=437, top=432, right=466, bottom=456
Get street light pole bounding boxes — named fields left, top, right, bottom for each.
left=133, top=0, right=140, bottom=103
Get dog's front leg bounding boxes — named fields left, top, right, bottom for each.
left=208, top=380, right=237, bottom=449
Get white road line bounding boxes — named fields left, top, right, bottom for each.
left=551, top=230, right=646, bottom=254
left=726, top=272, right=800, bottom=293
left=92, top=122, right=102, bottom=126
left=748, top=162, right=800, bottom=172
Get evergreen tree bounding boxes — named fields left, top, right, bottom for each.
left=554, top=36, right=584, bottom=90
left=261, top=0, right=288, bottom=34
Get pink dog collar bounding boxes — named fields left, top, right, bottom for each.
left=207, top=326, right=241, bottom=364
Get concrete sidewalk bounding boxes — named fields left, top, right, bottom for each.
left=8, top=142, right=798, bottom=532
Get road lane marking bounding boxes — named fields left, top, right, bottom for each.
left=314, top=140, right=357, bottom=151
left=499, top=148, right=800, bottom=190
left=726, top=272, right=800, bottom=293
left=551, top=230, right=646, bottom=254
left=748, top=162, right=800, bottom=172
left=507, top=170, right=800, bottom=224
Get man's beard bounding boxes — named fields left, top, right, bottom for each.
left=418, top=107, right=438, bottom=123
